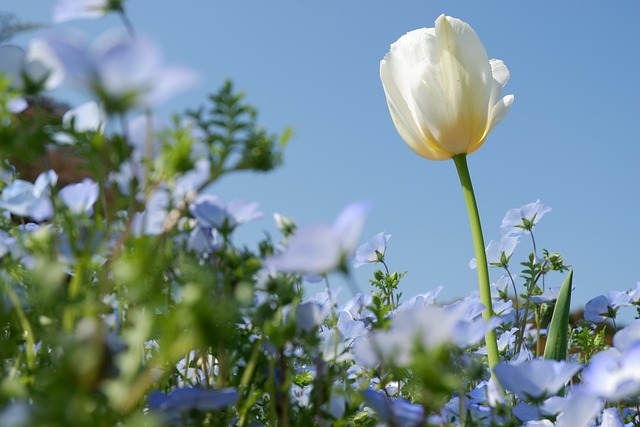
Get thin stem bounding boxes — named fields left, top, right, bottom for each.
left=504, top=266, right=520, bottom=325
left=117, top=10, right=136, bottom=38
left=452, top=154, right=500, bottom=379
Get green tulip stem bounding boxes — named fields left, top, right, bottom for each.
left=452, top=153, right=500, bottom=380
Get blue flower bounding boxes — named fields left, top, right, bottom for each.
left=362, top=389, right=424, bottom=427
left=265, top=202, right=370, bottom=275
left=148, top=387, right=237, bottom=420
left=0, top=170, right=57, bottom=221
left=469, top=236, right=519, bottom=269
left=353, top=231, right=391, bottom=268
left=493, top=360, right=581, bottom=401
left=59, top=179, right=99, bottom=215
left=44, top=29, right=199, bottom=110
left=189, top=194, right=263, bottom=231
left=53, top=0, right=110, bottom=23
left=499, top=200, right=551, bottom=237
left=584, top=292, right=631, bottom=323
left=581, top=343, right=640, bottom=401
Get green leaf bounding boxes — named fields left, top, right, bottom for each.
left=543, top=269, right=573, bottom=361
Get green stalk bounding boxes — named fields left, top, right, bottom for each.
left=452, top=154, right=500, bottom=379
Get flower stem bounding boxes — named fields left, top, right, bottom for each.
left=452, top=154, right=500, bottom=379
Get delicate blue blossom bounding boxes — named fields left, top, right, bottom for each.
left=354, top=299, right=497, bottom=368
left=189, top=194, right=263, bottom=231
left=186, top=225, right=219, bottom=255
left=612, top=320, right=640, bottom=351
left=600, top=408, right=625, bottom=427
left=493, top=360, right=582, bottom=401
left=295, top=300, right=323, bottom=332
left=0, top=41, right=63, bottom=91
left=395, top=285, right=443, bottom=312
left=584, top=292, right=631, bottom=323
left=53, top=0, right=110, bottom=23
left=44, top=29, right=199, bottom=110
left=148, top=387, right=237, bottom=420
left=59, top=179, right=99, bottom=215
left=529, top=287, right=562, bottom=303
left=469, top=236, right=519, bottom=269
left=62, top=101, right=105, bottom=133
left=131, top=190, right=168, bottom=236
left=0, top=171, right=57, bottom=221
left=0, top=230, right=16, bottom=258
left=362, top=389, right=424, bottom=427
left=265, top=202, right=370, bottom=275
left=500, top=200, right=551, bottom=237
left=353, top=231, right=391, bottom=268
left=581, top=343, right=640, bottom=401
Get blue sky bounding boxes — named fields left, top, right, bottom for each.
left=4, top=1, right=640, bottom=312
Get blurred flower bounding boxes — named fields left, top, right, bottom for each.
left=362, top=389, right=424, bottom=427
left=396, top=285, right=443, bottom=312
left=354, top=299, right=496, bottom=368
left=148, top=387, right=237, bottom=419
left=189, top=194, right=263, bottom=232
left=59, top=179, right=99, bottom=215
left=529, top=287, right=562, bottom=304
left=295, top=300, right=323, bottom=332
left=0, top=170, right=57, bottom=221
left=0, top=40, right=63, bottom=92
left=0, top=230, right=15, bottom=259
left=44, top=29, right=199, bottom=111
left=353, top=231, right=390, bottom=268
left=517, top=392, right=603, bottom=427
left=52, top=0, right=111, bottom=23
left=63, top=101, right=105, bottom=133
left=379, top=14, right=513, bottom=161
left=186, top=225, right=219, bottom=255
left=584, top=292, right=631, bottom=323
left=581, top=343, right=640, bottom=401
left=131, top=189, right=168, bottom=236
left=500, top=200, right=551, bottom=237
left=553, top=393, right=604, bottom=427
left=600, top=408, right=625, bottom=427
left=7, top=98, right=27, bottom=113
left=626, top=282, right=640, bottom=302
left=469, top=236, right=519, bottom=269
left=265, top=202, right=370, bottom=275
left=273, top=212, right=296, bottom=236
left=493, top=360, right=582, bottom=401
left=54, top=100, right=105, bottom=147
left=613, top=320, right=640, bottom=352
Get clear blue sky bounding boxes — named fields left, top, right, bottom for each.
left=4, top=1, right=640, bottom=312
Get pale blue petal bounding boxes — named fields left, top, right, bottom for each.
left=265, top=226, right=341, bottom=275
left=59, top=179, right=99, bottom=214
left=332, top=201, right=370, bottom=253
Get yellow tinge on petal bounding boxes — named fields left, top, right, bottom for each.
left=380, top=14, right=513, bottom=160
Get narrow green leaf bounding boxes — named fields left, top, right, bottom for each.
left=543, top=269, right=573, bottom=361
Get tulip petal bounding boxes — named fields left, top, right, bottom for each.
left=411, top=15, right=493, bottom=155
left=490, top=59, right=510, bottom=88
left=380, top=29, right=451, bottom=160
left=380, top=15, right=513, bottom=160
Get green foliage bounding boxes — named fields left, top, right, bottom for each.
left=543, top=270, right=573, bottom=361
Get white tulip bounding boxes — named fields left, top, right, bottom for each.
left=380, top=14, right=514, bottom=160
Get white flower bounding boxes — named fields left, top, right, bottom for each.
left=380, top=14, right=513, bottom=160
left=265, top=202, right=370, bottom=275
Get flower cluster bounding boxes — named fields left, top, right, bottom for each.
left=1, top=5, right=639, bottom=427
